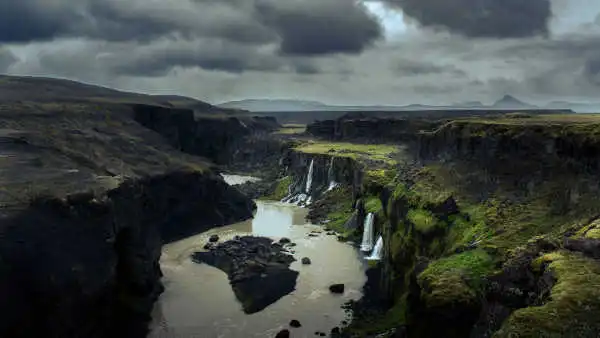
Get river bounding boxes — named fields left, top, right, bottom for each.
left=149, top=175, right=367, bottom=338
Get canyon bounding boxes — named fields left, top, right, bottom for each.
left=1, top=76, right=599, bottom=338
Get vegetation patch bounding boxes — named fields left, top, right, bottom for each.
left=261, top=176, right=292, bottom=201
left=294, top=141, right=398, bottom=165
left=496, top=251, right=600, bottom=337
left=419, top=249, right=495, bottom=297
left=365, top=169, right=397, bottom=191
left=365, top=195, right=383, bottom=214
left=273, top=124, right=306, bottom=135
left=316, top=187, right=355, bottom=236
left=407, top=209, right=445, bottom=235
left=446, top=213, right=493, bottom=254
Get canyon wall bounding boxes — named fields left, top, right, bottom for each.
left=0, top=101, right=257, bottom=338
left=301, top=115, right=600, bottom=337
left=132, top=104, right=284, bottom=174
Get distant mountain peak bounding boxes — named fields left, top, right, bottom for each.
left=493, top=94, right=535, bottom=108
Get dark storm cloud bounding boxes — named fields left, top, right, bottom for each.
left=38, top=40, right=285, bottom=77
left=0, top=1, right=79, bottom=43
left=1, top=0, right=382, bottom=57
left=0, top=0, right=274, bottom=44
left=0, top=49, right=17, bottom=72
left=255, top=0, right=382, bottom=55
left=393, top=59, right=466, bottom=76
left=383, top=0, right=551, bottom=38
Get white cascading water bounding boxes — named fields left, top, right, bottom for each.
left=360, top=213, right=375, bottom=252
left=281, top=159, right=314, bottom=206
left=366, top=236, right=383, bottom=260
left=326, top=157, right=338, bottom=192
left=305, top=159, right=314, bottom=194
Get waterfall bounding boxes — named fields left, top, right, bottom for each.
left=305, top=159, right=314, bottom=194
left=326, top=157, right=339, bottom=192
left=360, top=213, right=375, bottom=252
left=366, top=236, right=383, bottom=261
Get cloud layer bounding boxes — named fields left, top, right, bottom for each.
left=383, top=0, right=552, bottom=38
left=2, top=0, right=600, bottom=105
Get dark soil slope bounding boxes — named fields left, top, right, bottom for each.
left=0, top=77, right=259, bottom=338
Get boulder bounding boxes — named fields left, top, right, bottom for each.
left=275, top=329, right=290, bottom=338
left=301, top=257, right=312, bottom=265
left=289, top=319, right=302, bottom=328
left=209, top=234, right=220, bottom=243
left=329, top=284, right=345, bottom=294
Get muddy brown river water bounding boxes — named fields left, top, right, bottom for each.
left=150, top=176, right=367, bottom=338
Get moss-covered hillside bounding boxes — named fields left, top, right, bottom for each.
left=293, top=115, right=600, bottom=338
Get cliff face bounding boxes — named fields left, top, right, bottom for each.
left=280, top=150, right=362, bottom=201
left=132, top=104, right=283, bottom=174
left=0, top=101, right=256, bottom=338
left=303, top=116, right=600, bottom=338
left=307, top=118, right=437, bottom=142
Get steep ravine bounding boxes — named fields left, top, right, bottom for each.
left=268, top=116, right=600, bottom=338
left=0, top=102, right=263, bottom=338
left=0, top=171, right=255, bottom=338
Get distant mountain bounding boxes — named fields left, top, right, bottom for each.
left=219, top=99, right=331, bottom=112
left=0, top=75, right=233, bottom=113
left=219, top=96, right=546, bottom=113
left=491, top=95, right=537, bottom=109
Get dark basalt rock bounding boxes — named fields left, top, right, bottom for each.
left=564, top=238, right=600, bottom=259
left=191, top=236, right=298, bottom=314
left=279, top=237, right=291, bottom=244
left=301, top=257, right=312, bottom=265
left=290, top=319, right=302, bottom=328
left=209, top=234, right=220, bottom=243
left=275, top=329, right=291, bottom=338
left=329, top=284, right=345, bottom=294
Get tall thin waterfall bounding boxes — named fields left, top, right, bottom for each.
left=326, top=157, right=338, bottom=192
left=360, top=213, right=375, bottom=252
left=366, top=236, right=383, bottom=260
left=305, top=159, right=314, bottom=194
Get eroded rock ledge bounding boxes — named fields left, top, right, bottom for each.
left=0, top=171, right=255, bottom=338
left=191, top=236, right=298, bottom=314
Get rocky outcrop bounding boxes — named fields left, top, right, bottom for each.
left=132, top=104, right=284, bottom=174
left=0, top=170, right=254, bottom=338
left=307, top=118, right=437, bottom=142
left=191, top=236, right=298, bottom=314
left=0, top=100, right=259, bottom=338
left=281, top=150, right=363, bottom=203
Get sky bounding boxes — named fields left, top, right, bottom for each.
left=1, top=0, right=600, bottom=106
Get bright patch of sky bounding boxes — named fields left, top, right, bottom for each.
left=550, top=0, right=600, bottom=35
left=363, top=1, right=408, bottom=39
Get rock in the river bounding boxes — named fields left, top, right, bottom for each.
left=331, top=327, right=341, bottom=336
left=280, top=237, right=291, bottom=244
left=329, top=284, right=345, bottom=294
left=301, top=257, right=312, bottom=265
left=290, top=319, right=302, bottom=328
left=275, top=329, right=290, bottom=338
left=191, top=236, right=298, bottom=314
left=203, top=243, right=214, bottom=250
left=209, top=234, right=220, bottom=243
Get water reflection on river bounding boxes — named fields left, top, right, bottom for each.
left=150, top=197, right=367, bottom=338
